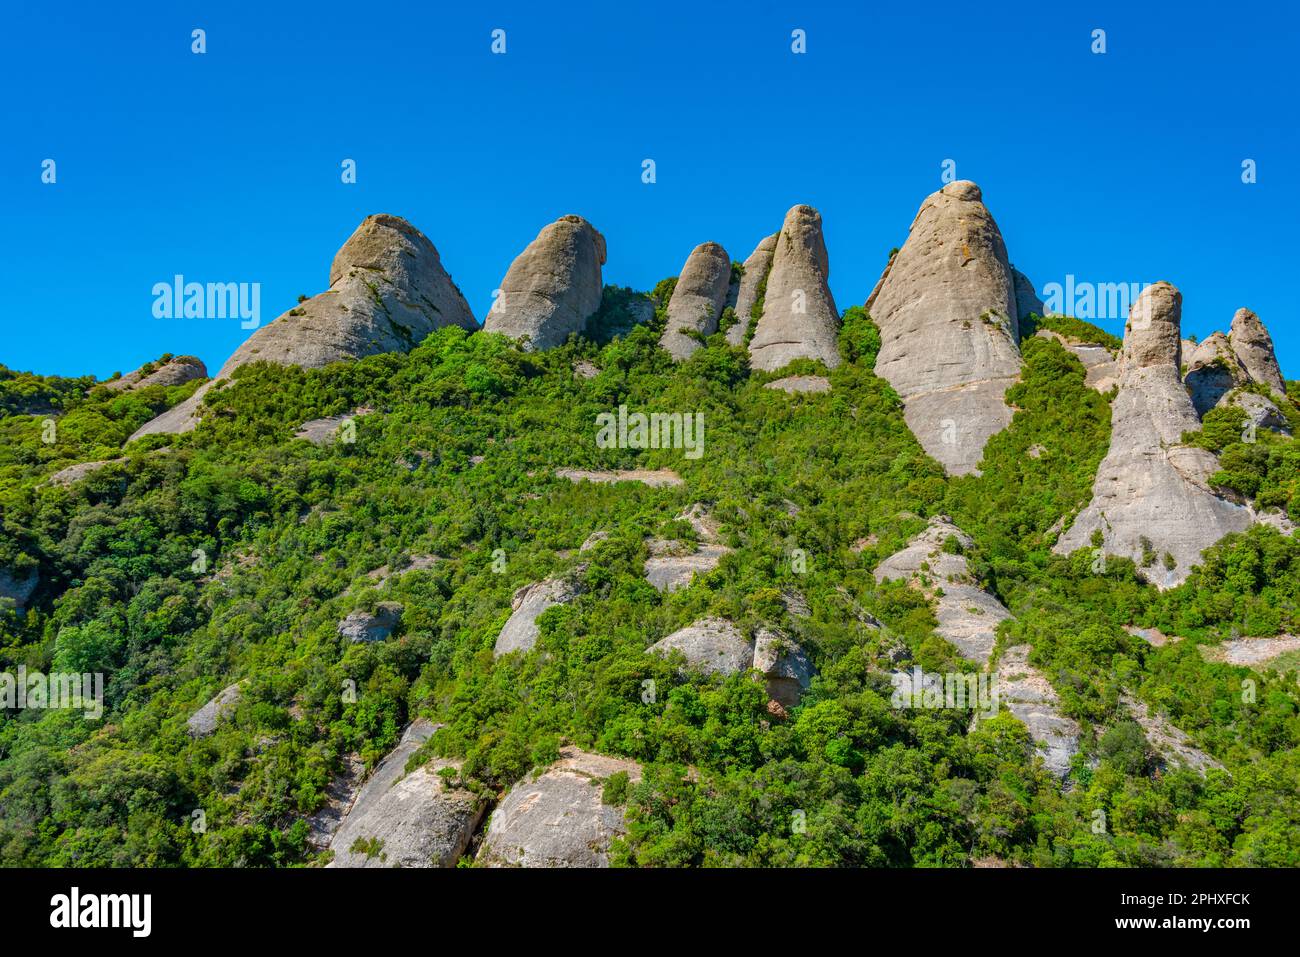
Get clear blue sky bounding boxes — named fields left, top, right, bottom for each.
left=4, top=1, right=1297, bottom=379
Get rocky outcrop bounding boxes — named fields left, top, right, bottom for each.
left=47, top=458, right=125, bottom=486
left=0, top=566, right=38, bottom=611
left=764, top=374, right=830, bottom=394
left=555, top=468, right=683, bottom=488
left=477, top=747, right=641, bottom=867
left=753, top=628, right=814, bottom=708
left=483, top=215, right=606, bottom=350
left=644, top=505, right=730, bottom=592
left=1119, top=693, right=1222, bottom=775
left=102, top=356, right=207, bottom=393
left=1034, top=330, right=1118, bottom=393
left=1229, top=308, right=1287, bottom=397
left=337, top=602, right=403, bottom=643
left=874, top=517, right=1010, bottom=665
left=1012, top=267, right=1045, bottom=320
left=647, top=617, right=754, bottom=676
left=748, top=206, right=841, bottom=372
left=294, top=408, right=372, bottom=445
left=660, top=242, right=731, bottom=360
left=1184, top=332, right=1247, bottom=417
left=991, top=645, right=1081, bottom=779
left=1200, top=634, right=1300, bottom=667
left=867, top=181, right=1022, bottom=476
left=131, top=215, right=475, bottom=440
left=1228, top=390, right=1291, bottom=435
left=1053, top=283, right=1253, bottom=588
left=727, top=234, right=777, bottom=346
left=186, top=681, right=243, bottom=737
left=494, top=577, right=582, bottom=656
left=327, top=720, right=486, bottom=868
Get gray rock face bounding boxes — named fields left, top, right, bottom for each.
left=0, top=566, right=38, bottom=611
left=294, top=408, right=372, bottom=445
left=1184, top=332, right=1247, bottom=417
left=660, top=242, right=732, bottom=360
left=1229, top=308, right=1287, bottom=397
left=748, top=205, right=841, bottom=372
left=477, top=747, right=641, bottom=868
left=764, top=374, right=830, bottom=394
left=555, top=468, right=683, bottom=488
left=1228, top=390, right=1291, bottom=435
left=874, top=516, right=1010, bottom=665
left=102, top=356, right=207, bottom=393
left=47, top=458, right=125, bottom=486
left=643, top=539, right=730, bottom=592
left=1012, top=267, right=1045, bottom=320
left=327, top=720, right=485, bottom=868
left=1053, top=283, right=1253, bottom=588
left=1120, top=693, right=1222, bottom=775
left=337, top=602, right=404, bottom=643
left=727, top=234, right=778, bottom=346
left=868, top=181, right=1022, bottom=476
left=648, top=617, right=754, bottom=676
left=494, top=578, right=581, bottom=656
left=131, top=215, right=475, bottom=440
left=482, top=215, right=606, bottom=350
left=1034, top=329, right=1118, bottom=393
left=753, top=628, right=814, bottom=708
left=991, top=645, right=1081, bottom=779
left=186, top=681, right=243, bottom=737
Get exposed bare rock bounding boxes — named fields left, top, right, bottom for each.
left=306, top=753, right=366, bottom=849
left=47, top=457, right=126, bottom=486
left=990, top=645, right=1080, bottom=779
left=0, top=566, right=38, bottom=611
left=1229, top=308, right=1287, bottom=397
left=727, top=234, right=778, bottom=346
left=101, top=356, right=207, bottom=393
left=647, top=617, right=754, bottom=676
left=676, top=503, right=722, bottom=543
left=764, top=374, right=830, bottom=394
left=781, top=589, right=811, bottom=619
left=1120, top=693, right=1223, bottom=775
left=494, top=578, right=582, bottom=656
left=1012, top=267, right=1045, bottom=320
left=327, top=720, right=485, bottom=868
left=483, top=215, right=606, bottom=350
left=477, top=747, right=642, bottom=868
left=555, top=468, right=683, bottom=488
left=573, top=360, right=600, bottom=379
left=660, top=242, right=731, bottom=360
left=748, top=205, right=841, bottom=372
left=1034, top=329, right=1118, bottom=393
left=874, top=516, right=1009, bottom=665
left=131, top=215, right=474, bottom=440
left=1184, top=332, right=1248, bottom=417
left=753, top=627, right=814, bottom=708
left=868, top=181, right=1022, bottom=476
left=294, top=407, right=373, bottom=445
left=1054, top=283, right=1253, bottom=588
left=186, top=681, right=243, bottom=737
left=337, top=602, right=403, bottom=643
left=1200, top=634, right=1300, bottom=667
left=644, top=539, right=729, bottom=593
left=1125, top=625, right=1181, bottom=647
left=1228, top=390, right=1291, bottom=435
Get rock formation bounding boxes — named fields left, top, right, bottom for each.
left=648, top=617, right=755, bottom=677
left=337, top=602, right=403, bottom=643
left=477, top=747, right=641, bottom=867
left=1119, top=693, right=1222, bottom=775
left=874, top=517, right=1010, bottom=665
left=748, top=205, right=841, bottom=372
left=102, top=356, right=207, bottom=392
left=1012, top=267, right=1045, bottom=320
left=0, top=566, right=38, bottom=612
left=660, top=242, right=731, bottom=360
left=727, top=234, right=777, bottom=346
left=327, top=720, right=486, bottom=868
left=1053, top=283, right=1253, bottom=587
left=1034, top=330, right=1118, bottom=393
left=482, top=215, right=606, bottom=350
left=867, top=181, right=1023, bottom=476
left=555, top=468, right=683, bottom=488
left=1229, top=308, right=1287, bottom=397
left=753, top=628, right=814, bottom=708
left=990, top=646, right=1080, bottom=779
left=131, top=214, right=475, bottom=440
left=1184, top=332, right=1247, bottom=417
left=764, top=374, right=830, bottom=394
left=493, top=577, right=582, bottom=656
left=186, top=681, right=243, bottom=737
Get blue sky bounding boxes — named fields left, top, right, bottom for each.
left=4, top=1, right=1298, bottom=379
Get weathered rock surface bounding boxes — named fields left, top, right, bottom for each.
left=0, top=566, right=38, bottom=611
left=327, top=720, right=485, bottom=868
left=874, top=516, right=1009, bottom=665
left=337, top=602, right=404, bottom=643
left=644, top=505, right=730, bottom=592
left=1228, top=390, right=1291, bottom=435
left=483, top=215, right=606, bottom=350
left=748, top=205, right=841, bottom=372
left=868, top=181, right=1022, bottom=476
left=1054, top=283, right=1253, bottom=587
left=47, top=457, right=126, bottom=486
left=727, top=234, right=778, bottom=346
left=1034, top=329, right=1118, bottom=393
left=764, top=374, right=830, bottom=394
left=1120, top=693, right=1222, bottom=775
left=991, top=645, right=1081, bottom=779
left=187, top=681, right=243, bottom=737
left=1200, top=634, right=1300, bottom=667
left=494, top=578, right=582, bottom=656
left=753, top=627, right=814, bottom=708
left=1184, top=332, right=1247, bottom=417
left=660, top=242, right=731, bottom=360
left=1229, top=308, right=1287, bottom=397
left=131, top=215, right=475, bottom=440
left=477, top=747, right=642, bottom=868
left=102, top=356, right=207, bottom=393
left=555, top=468, right=683, bottom=488
left=1012, top=267, right=1045, bottom=320
left=294, top=407, right=372, bottom=445
left=647, top=617, right=754, bottom=677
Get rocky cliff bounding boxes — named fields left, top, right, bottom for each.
left=660, top=242, right=732, bottom=360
